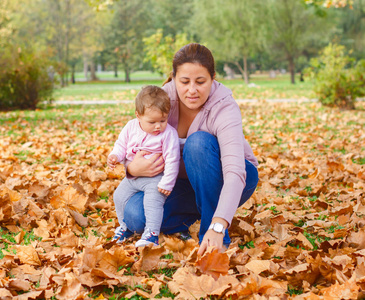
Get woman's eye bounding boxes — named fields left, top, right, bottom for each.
left=181, top=81, right=188, bottom=84
left=197, top=81, right=205, bottom=85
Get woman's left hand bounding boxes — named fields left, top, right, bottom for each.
left=197, top=217, right=228, bottom=256
left=197, top=230, right=225, bottom=256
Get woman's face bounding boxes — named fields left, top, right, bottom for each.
left=175, top=63, right=214, bottom=112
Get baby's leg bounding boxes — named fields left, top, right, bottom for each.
left=113, top=178, right=139, bottom=234
left=143, top=175, right=167, bottom=234
left=135, top=175, right=167, bottom=246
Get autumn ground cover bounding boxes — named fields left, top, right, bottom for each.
left=53, top=74, right=312, bottom=102
left=0, top=100, right=365, bottom=299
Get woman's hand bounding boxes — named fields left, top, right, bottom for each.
left=197, top=217, right=228, bottom=256
left=127, top=150, right=165, bottom=177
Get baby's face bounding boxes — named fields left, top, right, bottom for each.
left=136, top=108, right=168, bottom=136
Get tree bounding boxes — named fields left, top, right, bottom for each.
left=0, top=0, right=17, bottom=46
left=193, top=0, right=266, bottom=84
left=150, top=0, right=194, bottom=37
left=267, top=0, right=332, bottom=84
left=304, top=0, right=354, bottom=8
left=337, top=0, right=365, bottom=59
left=143, top=29, right=190, bottom=77
left=104, top=0, right=151, bottom=82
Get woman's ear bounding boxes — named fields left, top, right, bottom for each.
left=135, top=111, right=140, bottom=119
left=213, top=72, right=216, bottom=80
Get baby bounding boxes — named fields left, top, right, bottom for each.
left=108, top=85, right=180, bottom=247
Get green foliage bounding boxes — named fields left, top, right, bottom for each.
left=305, top=43, right=365, bottom=109
left=287, top=285, right=303, bottom=296
left=143, top=29, right=190, bottom=77
left=22, top=229, right=42, bottom=245
left=0, top=45, right=54, bottom=110
left=239, top=240, right=255, bottom=249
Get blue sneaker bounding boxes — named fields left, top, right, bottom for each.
left=113, top=226, right=133, bottom=243
left=135, top=229, right=159, bottom=247
left=179, top=231, right=192, bottom=241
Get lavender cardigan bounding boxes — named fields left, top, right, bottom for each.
left=162, top=79, right=258, bottom=225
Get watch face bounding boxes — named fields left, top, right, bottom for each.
left=214, top=223, right=224, bottom=232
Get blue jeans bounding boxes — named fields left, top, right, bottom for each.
left=122, top=131, right=259, bottom=245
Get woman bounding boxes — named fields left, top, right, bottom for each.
left=115, top=43, right=259, bottom=255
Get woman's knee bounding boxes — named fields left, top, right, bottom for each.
left=245, top=160, right=259, bottom=190
left=238, top=161, right=259, bottom=206
left=183, top=131, right=219, bottom=160
left=123, top=192, right=145, bottom=233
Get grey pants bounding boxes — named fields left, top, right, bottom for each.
left=113, top=174, right=167, bottom=234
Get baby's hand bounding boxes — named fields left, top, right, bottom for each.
left=158, top=187, right=171, bottom=196
left=107, top=154, right=118, bottom=169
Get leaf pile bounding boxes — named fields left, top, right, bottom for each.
left=0, top=101, right=364, bottom=299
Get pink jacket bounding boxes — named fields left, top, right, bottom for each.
left=163, top=79, right=258, bottom=225
left=110, top=118, right=180, bottom=191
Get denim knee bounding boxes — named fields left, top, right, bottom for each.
left=123, top=192, right=145, bottom=234
left=183, top=131, right=219, bottom=160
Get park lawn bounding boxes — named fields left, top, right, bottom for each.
left=0, top=101, right=364, bottom=299
left=53, top=73, right=314, bottom=102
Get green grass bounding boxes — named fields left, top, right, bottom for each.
left=53, top=73, right=314, bottom=101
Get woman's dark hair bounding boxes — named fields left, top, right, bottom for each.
left=163, top=43, right=215, bottom=85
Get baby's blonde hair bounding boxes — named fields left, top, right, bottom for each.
left=135, top=85, right=170, bottom=115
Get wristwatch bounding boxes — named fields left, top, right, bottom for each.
left=208, top=222, right=225, bottom=235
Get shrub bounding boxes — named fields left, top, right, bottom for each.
left=305, top=43, right=365, bottom=110
left=0, top=46, right=54, bottom=111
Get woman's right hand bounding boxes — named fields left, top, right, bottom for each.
left=127, top=150, right=165, bottom=177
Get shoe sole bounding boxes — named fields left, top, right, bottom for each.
left=135, top=240, right=158, bottom=247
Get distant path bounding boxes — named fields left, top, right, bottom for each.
left=53, top=99, right=318, bottom=105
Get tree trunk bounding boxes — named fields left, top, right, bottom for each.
left=125, top=65, right=131, bottom=83
left=234, top=58, right=249, bottom=84
left=288, top=56, right=295, bottom=84
left=71, top=64, right=76, bottom=84
left=64, top=0, right=71, bottom=86
left=83, top=54, right=88, bottom=81
left=243, top=56, right=249, bottom=84
left=90, top=61, right=98, bottom=81
left=114, top=63, right=118, bottom=78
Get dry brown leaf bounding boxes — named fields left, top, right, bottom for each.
left=0, top=288, right=12, bottom=299
left=237, top=273, right=288, bottom=297
left=245, top=259, right=279, bottom=275
left=195, top=248, right=229, bottom=280
left=133, top=244, right=165, bottom=272
left=163, top=236, right=198, bottom=258
left=12, top=290, right=43, bottom=300
left=98, top=246, right=135, bottom=274
left=16, top=245, right=41, bottom=266
left=68, top=209, right=89, bottom=227
left=50, top=185, right=88, bottom=213
left=320, top=276, right=359, bottom=299
left=168, top=267, right=240, bottom=299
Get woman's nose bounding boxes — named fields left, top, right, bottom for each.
left=189, top=83, right=197, bottom=93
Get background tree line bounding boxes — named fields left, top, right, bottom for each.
left=0, top=0, right=364, bottom=109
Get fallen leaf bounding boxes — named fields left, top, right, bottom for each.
left=16, top=245, right=41, bottom=266
left=133, top=244, right=165, bottom=272
left=195, top=248, right=229, bottom=280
